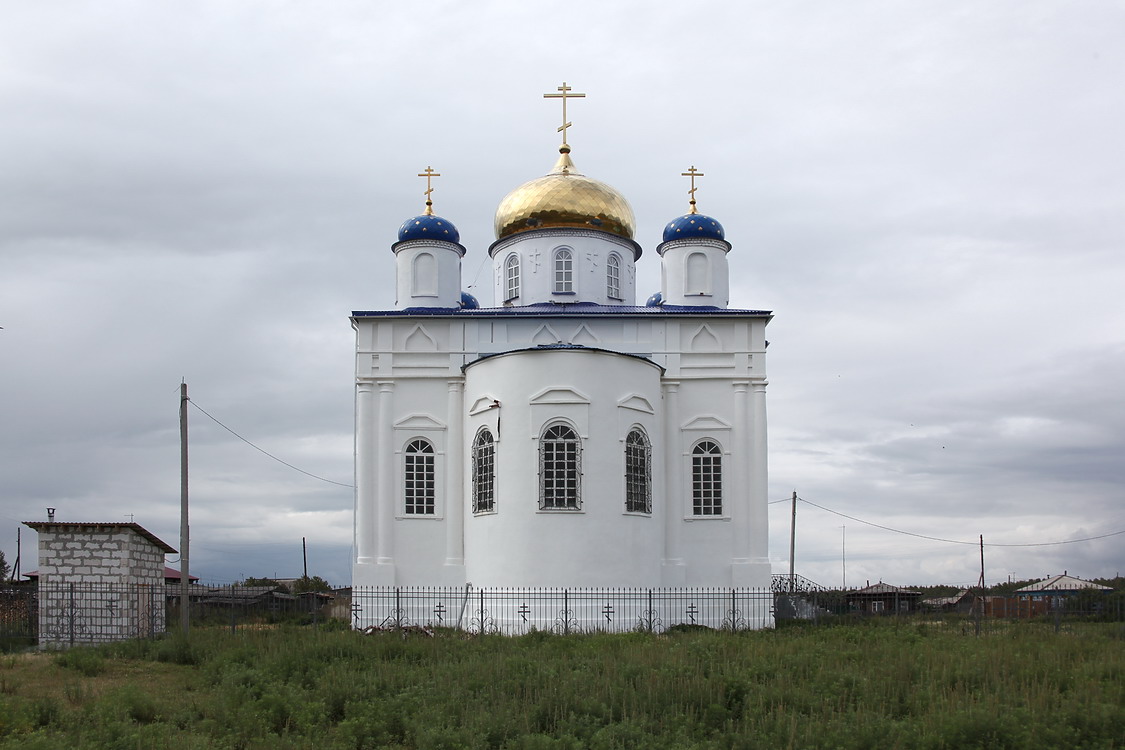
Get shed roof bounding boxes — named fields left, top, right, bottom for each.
left=23, top=521, right=176, bottom=553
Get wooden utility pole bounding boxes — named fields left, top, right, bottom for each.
left=788, top=491, right=797, bottom=592
left=180, top=382, right=190, bottom=635
left=302, top=537, right=308, bottom=580
left=974, top=534, right=985, bottom=636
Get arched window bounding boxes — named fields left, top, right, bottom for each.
left=404, top=439, right=435, bottom=515
left=625, top=429, right=651, bottom=513
left=691, top=440, right=722, bottom=516
left=472, top=428, right=495, bottom=514
left=505, top=254, right=520, bottom=301
left=686, top=251, right=709, bottom=295
left=540, top=423, right=581, bottom=509
left=412, top=252, right=437, bottom=296
left=553, top=248, right=574, bottom=293
left=607, top=253, right=622, bottom=299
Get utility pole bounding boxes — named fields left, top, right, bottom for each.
left=974, top=534, right=985, bottom=636
left=788, top=491, right=797, bottom=592
left=180, top=381, right=190, bottom=635
left=841, top=526, right=846, bottom=590
left=302, top=537, right=308, bottom=580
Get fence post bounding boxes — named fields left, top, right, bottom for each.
left=479, top=588, right=485, bottom=635
left=229, top=584, right=236, bottom=634
left=69, top=582, right=75, bottom=646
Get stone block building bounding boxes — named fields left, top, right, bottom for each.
left=24, top=521, right=176, bottom=647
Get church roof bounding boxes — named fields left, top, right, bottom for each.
left=354, top=302, right=771, bottom=318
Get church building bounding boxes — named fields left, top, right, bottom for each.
left=352, top=86, right=772, bottom=590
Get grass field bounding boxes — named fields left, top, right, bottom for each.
left=1, top=619, right=1122, bottom=749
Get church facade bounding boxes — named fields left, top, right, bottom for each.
left=352, top=94, right=772, bottom=591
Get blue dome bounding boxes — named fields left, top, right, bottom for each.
left=645, top=291, right=663, bottom=307
left=460, top=291, right=479, bottom=309
left=662, top=213, right=724, bottom=243
left=398, top=213, right=460, bottom=243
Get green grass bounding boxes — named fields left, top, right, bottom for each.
left=1, top=620, right=1122, bottom=749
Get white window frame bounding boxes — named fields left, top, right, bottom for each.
left=691, top=439, right=723, bottom=516
left=403, top=438, right=436, bottom=515
left=607, top=253, right=622, bottom=300
left=505, top=254, right=520, bottom=301
left=553, top=248, right=574, bottom=294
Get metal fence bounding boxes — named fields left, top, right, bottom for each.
left=1, top=582, right=165, bottom=649
left=350, top=586, right=776, bottom=634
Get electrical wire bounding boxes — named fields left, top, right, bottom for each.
left=794, top=495, right=1125, bottom=548
left=188, top=400, right=354, bottom=488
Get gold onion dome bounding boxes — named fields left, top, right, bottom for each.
left=494, top=147, right=636, bottom=241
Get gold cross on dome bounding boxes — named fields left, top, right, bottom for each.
left=681, top=165, right=704, bottom=214
left=543, top=81, right=586, bottom=147
left=418, top=166, right=441, bottom=215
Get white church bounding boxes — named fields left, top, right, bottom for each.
left=352, top=86, right=772, bottom=592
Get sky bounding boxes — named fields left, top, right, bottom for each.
left=2, top=1, right=1123, bottom=590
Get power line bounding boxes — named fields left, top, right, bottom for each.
left=794, top=496, right=1125, bottom=548
left=188, top=400, right=354, bottom=488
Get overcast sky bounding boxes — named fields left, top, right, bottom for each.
left=2, top=1, right=1123, bottom=589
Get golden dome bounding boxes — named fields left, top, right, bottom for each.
left=494, top=148, right=636, bottom=240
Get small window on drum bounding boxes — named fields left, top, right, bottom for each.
left=553, top=248, right=574, bottom=293
left=505, top=254, right=520, bottom=301
left=607, top=253, right=622, bottom=300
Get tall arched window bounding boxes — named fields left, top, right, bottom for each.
left=691, top=440, right=722, bottom=516
left=625, top=428, right=651, bottom=513
left=472, top=428, right=495, bottom=514
left=412, top=252, right=437, bottom=296
left=686, top=251, right=709, bottom=295
left=505, top=254, right=520, bottom=301
left=404, top=439, right=435, bottom=515
left=540, top=423, right=581, bottom=509
left=607, top=253, right=622, bottom=299
left=553, top=248, right=574, bottom=293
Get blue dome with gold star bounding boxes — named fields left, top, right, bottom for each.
left=398, top=213, right=460, bottom=243
left=662, top=213, right=725, bottom=243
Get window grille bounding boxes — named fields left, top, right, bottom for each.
left=553, top=249, right=574, bottom=293
left=625, top=429, right=651, bottom=513
left=691, top=440, right=722, bottom=516
left=472, top=428, right=495, bottom=513
left=607, top=254, right=621, bottom=299
left=505, top=254, right=520, bottom=301
left=404, top=439, right=436, bottom=515
left=540, top=423, right=581, bottom=509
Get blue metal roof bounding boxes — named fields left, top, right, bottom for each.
left=353, top=302, right=771, bottom=318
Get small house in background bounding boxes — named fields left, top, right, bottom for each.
left=23, top=521, right=176, bottom=648
left=1012, top=573, right=1112, bottom=598
left=845, top=582, right=923, bottom=614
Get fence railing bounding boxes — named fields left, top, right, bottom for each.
left=3, top=581, right=1122, bottom=650
left=350, top=586, right=776, bottom=634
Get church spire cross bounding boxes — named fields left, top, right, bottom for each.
left=543, top=81, right=586, bottom=151
left=417, top=166, right=441, bottom=215
left=681, top=165, right=704, bottom=214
